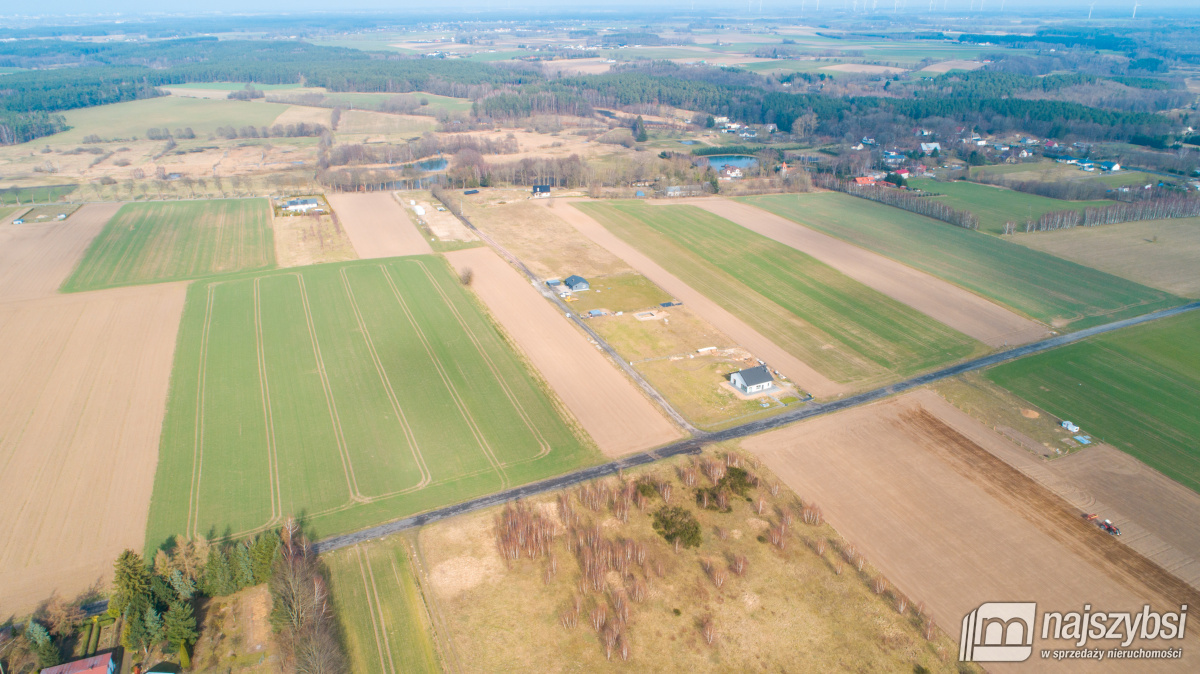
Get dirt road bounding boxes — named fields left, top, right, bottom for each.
left=558, top=201, right=848, bottom=398
left=443, top=247, right=681, bottom=457
left=743, top=390, right=1199, bottom=671
left=0, top=284, right=186, bottom=616
left=0, top=202, right=121, bottom=300
left=691, top=199, right=1049, bottom=347
left=326, top=193, right=434, bottom=258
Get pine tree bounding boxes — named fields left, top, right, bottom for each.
left=233, top=542, right=254, bottom=591
left=144, top=606, right=165, bottom=646
left=111, top=550, right=152, bottom=617
left=251, top=533, right=280, bottom=585
left=164, top=601, right=199, bottom=654
left=36, top=638, right=61, bottom=669
left=169, top=569, right=196, bottom=600
left=633, top=115, right=648, bottom=143
left=24, top=620, right=51, bottom=646
left=202, top=546, right=235, bottom=596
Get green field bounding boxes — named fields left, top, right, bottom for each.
left=318, top=91, right=473, bottom=115
left=145, top=256, right=597, bottom=551
left=987, top=310, right=1200, bottom=493
left=51, top=96, right=298, bottom=145
left=326, top=541, right=440, bottom=674
left=167, top=82, right=305, bottom=91
left=742, top=193, right=1182, bottom=329
left=576, top=201, right=984, bottom=386
left=0, top=184, right=78, bottom=205
left=62, top=199, right=275, bottom=292
left=908, top=178, right=1112, bottom=235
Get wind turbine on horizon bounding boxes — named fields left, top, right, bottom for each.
left=1132, top=1, right=1142, bottom=18
left=1088, top=2, right=1095, bottom=19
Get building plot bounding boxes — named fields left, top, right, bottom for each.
left=62, top=198, right=274, bottom=292
left=743, top=390, right=1200, bottom=671
left=0, top=202, right=121, bottom=301
left=695, top=199, right=1048, bottom=347
left=443, top=247, right=682, bottom=456
left=0, top=283, right=186, bottom=617
left=570, top=201, right=986, bottom=392
left=326, top=192, right=434, bottom=259
left=145, top=256, right=598, bottom=553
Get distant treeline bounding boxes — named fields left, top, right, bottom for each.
left=1028, top=197, right=1200, bottom=231
left=957, top=31, right=1136, bottom=52
left=972, top=172, right=1112, bottom=201
left=0, top=110, right=68, bottom=145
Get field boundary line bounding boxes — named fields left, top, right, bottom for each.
left=294, top=273, right=363, bottom=503
left=411, top=259, right=552, bottom=460
left=364, top=551, right=398, bottom=674
left=253, top=278, right=283, bottom=526
left=355, top=546, right=393, bottom=674
left=187, top=283, right=217, bottom=540
left=338, top=268, right=432, bottom=493
left=379, top=265, right=510, bottom=489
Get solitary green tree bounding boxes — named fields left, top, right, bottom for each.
left=632, top=115, right=648, bottom=142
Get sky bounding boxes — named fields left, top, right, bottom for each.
left=8, top=1, right=1200, bottom=18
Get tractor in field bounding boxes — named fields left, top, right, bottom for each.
left=1082, top=513, right=1121, bottom=536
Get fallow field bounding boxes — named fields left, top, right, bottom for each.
left=907, top=177, right=1111, bottom=234
left=575, top=201, right=984, bottom=387
left=144, top=256, right=598, bottom=552
left=62, top=198, right=275, bottom=292
left=742, top=193, right=1181, bottom=329
left=987, top=310, right=1200, bottom=493
left=325, top=539, right=441, bottom=674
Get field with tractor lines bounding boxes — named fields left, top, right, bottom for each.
left=906, top=177, right=1111, bottom=235
left=987, top=310, right=1200, bottom=494
left=144, top=256, right=597, bottom=551
left=326, top=541, right=441, bottom=674
left=63, top=198, right=275, bottom=292
left=742, top=193, right=1181, bottom=329
left=575, top=201, right=985, bottom=388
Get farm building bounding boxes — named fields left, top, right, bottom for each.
left=662, top=185, right=705, bottom=198
left=40, top=653, right=118, bottom=674
left=282, top=198, right=321, bottom=213
left=564, top=275, right=590, bottom=291
left=532, top=185, right=552, bottom=198
left=730, top=365, right=774, bottom=394
left=1100, top=161, right=1121, bottom=172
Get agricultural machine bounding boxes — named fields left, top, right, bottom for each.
left=1082, top=513, right=1121, bottom=536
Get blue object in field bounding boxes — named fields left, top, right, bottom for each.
left=635, top=190, right=645, bottom=197
left=588, top=309, right=604, bottom=317
left=1074, top=435, right=1092, bottom=445
left=464, top=189, right=479, bottom=195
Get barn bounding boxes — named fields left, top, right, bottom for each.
left=532, top=185, right=552, bottom=198
left=564, top=275, right=590, bottom=292
left=730, top=365, right=774, bottom=394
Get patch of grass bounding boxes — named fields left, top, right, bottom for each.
left=577, top=201, right=985, bottom=387
left=0, top=184, right=77, bottom=205
left=634, top=356, right=786, bottom=430
left=742, top=192, right=1182, bottom=329
left=933, top=372, right=1083, bottom=458
left=52, top=96, right=297, bottom=145
left=326, top=539, right=440, bottom=674
left=62, top=198, right=275, bottom=292
left=987, top=311, right=1200, bottom=493
left=908, top=178, right=1111, bottom=235
left=145, top=256, right=599, bottom=551
left=567, top=272, right=673, bottom=314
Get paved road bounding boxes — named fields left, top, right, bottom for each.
left=314, top=299, right=1200, bottom=553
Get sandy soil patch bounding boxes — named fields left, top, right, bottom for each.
left=272, top=105, right=332, bottom=128
left=743, top=390, right=1200, bottom=670
left=1021, top=408, right=1040, bottom=418
left=558, top=200, right=848, bottom=398
left=443, top=247, right=680, bottom=456
left=0, top=202, right=120, bottom=301
left=820, top=63, right=909, bottom=74
left=394, top=192, right=477, bottom=242
left=325, top=192, right=433, bottom=258
left=694, top=199, right=1049, bottom=347
left=1013, top=217, right=1200, bottom=298
left=918, top=59, right=985, bottom=74
left=464, top=193, right=630, bottom=279
left=271, top=210, right=357, bottom=268
left=0, top=282, right=187, bottom=617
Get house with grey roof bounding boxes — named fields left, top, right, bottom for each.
left=564, top=275, right=590, bottom=291
left=730, top=365, right=774, bottom=394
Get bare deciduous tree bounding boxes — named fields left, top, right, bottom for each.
left=732, top=555, right=747, bottom=577
left=872, top=576, right=888, bottom=595
left=802, top=504, right=823, bottom=525
left=700, top=615, right=716, bottom=645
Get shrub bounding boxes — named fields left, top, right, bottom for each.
left=652, top=506, right=702, bottom=549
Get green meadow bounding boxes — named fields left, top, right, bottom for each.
left=577, top=201, right=985, bottom=387
left=742, top=193, right=1181, bottom=329
left=908, top=178, right=1111, bottom=235
left=988, top=311, right=1200, bottom=493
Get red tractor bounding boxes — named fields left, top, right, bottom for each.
left=1082, top=513, right=1120, bottom=535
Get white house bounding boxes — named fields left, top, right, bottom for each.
left=282, top=198, right=321, bottom=213
left=730, top=365, right=774, bottom=394
left=920, top=142, right=941, bottom=153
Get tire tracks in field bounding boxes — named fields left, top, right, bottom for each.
left=186, top=284, right=216, bottom=540
left=295, top=273, right=365, bottom=503
left=380, top=265, right=510, bottom=489
left=355, top=546, right=395, bottom=674
left=252, top=278, right=283, bottom=527
left=338, top=267, right=432, bottom=493
left=411, top=259, right=552, bottom=460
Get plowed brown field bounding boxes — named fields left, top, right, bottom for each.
left=326, top=193, right=433, bottom=258
left=693, top=199, right=1048, bottom=347
left=0, top=203, right=121, bottom=300
left=443, top=247, right=681, bottom=456
left=558, top=201, right=847, bottom=398
left=743, top=390, right=1200, bottom=671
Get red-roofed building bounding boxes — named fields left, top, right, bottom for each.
left=854, top=177, right=876, bottom=186
left=40, top=653, right=118, bottom=674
